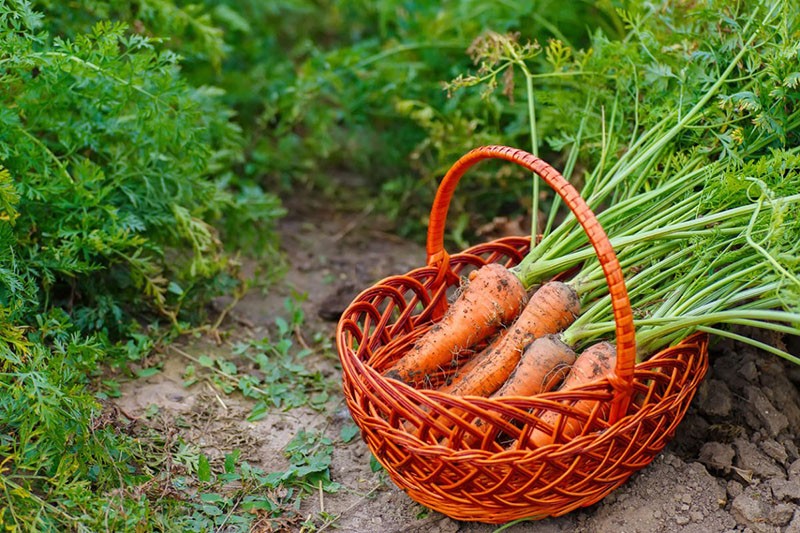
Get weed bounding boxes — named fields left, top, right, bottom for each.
left=178, top=297, right=335, bottom=421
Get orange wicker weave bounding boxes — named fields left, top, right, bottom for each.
left=336, top=145, right=709, bottom=523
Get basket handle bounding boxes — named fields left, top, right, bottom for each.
left=426, top=145, right=636, bottom=421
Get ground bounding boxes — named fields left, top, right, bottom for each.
left=115, top=190, right=800, bottom=532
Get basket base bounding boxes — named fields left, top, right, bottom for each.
left=345, top=334, right=709, bottom=523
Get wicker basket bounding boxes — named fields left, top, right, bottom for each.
left=336, top=145, right=709, bottom=523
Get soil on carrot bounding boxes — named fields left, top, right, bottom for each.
left=115, top=183, right=800, bottom=532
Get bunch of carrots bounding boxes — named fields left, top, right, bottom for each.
left=383, top=3, right=800, bottom=447
left=384, top=176, right=799, bottom=445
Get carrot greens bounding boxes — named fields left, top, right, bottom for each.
left=449, top=0, right=800, bottom=362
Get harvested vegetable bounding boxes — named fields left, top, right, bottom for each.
left=386, top=1, right=800, bottom=451
left=491, top=334, right=577, bottom=398
left=437, top=280, right=579, bottom=396
left=529, top=341, right=617, bottom=447
left=384, top=263, right=526, bottom=384
left=438, top=281, right=577, bottom=395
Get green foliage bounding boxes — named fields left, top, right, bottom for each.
left=26, top=0, right=630, bottom=236
left=0, top=0, right=283, bottom=530
left=5, top=0, right=798, bottom=529
left=182, top=297, right=334, bottom=419
left=1, top=291, right=338, bottom=530
left=324, top=1, right=628, bottom=236
left=2, top=5, right=281, bottom=328
left=445, top=0, right=800, bottom=233
left=89, top=0, right=625, bottom=236
left=170, top=429, right=338, bottom=531
left=500, top=0, right=800, bottom=358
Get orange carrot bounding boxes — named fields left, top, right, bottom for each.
left=438, top=331, right=502, bottom=389
left=492, top=334, right=577, bottom=397
left=529, top=341, right=617, bottom=447
left=385, top=263, right=527, bottom=385
left=447, top=335, right=576, bottom=448
left=444, top=281, right=581, bottom=397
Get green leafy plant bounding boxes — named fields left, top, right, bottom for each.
left=178, top=296, right=334, bottom=420
left=0, top=1, right=283, bottom=530
left=180, top=430, right=338, bottom=532
left=8, top=0, right=798, bottom=530
left=433, top=0, right=800, bottom=363
left=30, top=0, right=629, bottom=237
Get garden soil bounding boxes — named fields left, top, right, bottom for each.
left=116, top=191, right=800, bottom=533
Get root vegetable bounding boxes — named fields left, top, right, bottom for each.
left=443, top=281, right=581, bottom=397
left=385, top=263, right=527, bottom=385
left=530, top=341, right=617, bottom=447
left=492, top=334, right=577, bottom=398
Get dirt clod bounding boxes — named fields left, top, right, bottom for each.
left=699, top=442, right=736, bottom=472
left=790, top=458, right=800, bottom=477
left=787, top=510, right=800, bottom=533
left=745, top=386, right=790, bottom=437
left=698, top=379, right=734, bottom=418
left=770, top=503, right=796, bottom=526
left=739, top=359, right=760, bottom=382
left=781, top=438, right=800, bottom=463
left=759, top=438, right=788, bottom=464
left=734, top=438, right=784, bottom=479
left=761, top=367, right=800, bottom=431
left=771, top=477, right=800, bottom=501
left=731, top=489, right=776, bottom=533
left=727, top=479, right=744, bottom=499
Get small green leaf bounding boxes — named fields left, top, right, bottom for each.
left=200, top=493, right=224, bottom=503
left=309, top=391, right=329, bottom=409
left=369, top=454, right=383, bottom=473
left=167, top=281, right=184, bottom=295
left=224, top=450, right=240, bottom=474
left=339, top=423, right=360, bottom=443
left=198, top=454, right=211, bottom=482
left=247, top=400, right=268, bottom=422
left=217, top=359, right=237, bottom=374
left=183, top=364, right=197, bottom=388
left=784, top=72, right=800, bottom=89
left=201, top=504, right=222, bottom=516
left=135, top=367, right=160, bottom=378
left=275, top=316, right=289, bottom=336
left=198, top=355, right=215, bottom=367
left=241, top=499, right=275, bottom=512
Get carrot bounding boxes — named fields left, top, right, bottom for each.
left=444, top=281, right=581, bottom=397
left=529, top=341, right=617, bottom=447
left=385, top=263, right=527, bottom=385
left=492, top=334, right=576, bottom=397
left=438, top=331, right=501, bottom=389
left=447, top=335, right=576, bottom=448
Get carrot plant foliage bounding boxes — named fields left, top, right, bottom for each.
left=0, top=1, right=283, bottom=529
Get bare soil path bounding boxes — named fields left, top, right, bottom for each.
left=116, top=192, right=800, bottom=532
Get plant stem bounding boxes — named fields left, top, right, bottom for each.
left=698, top=326, right=800, bottom=364
left=515, top=192, right=800, bottom=287
left=526, top=72, right=540, bottom=242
